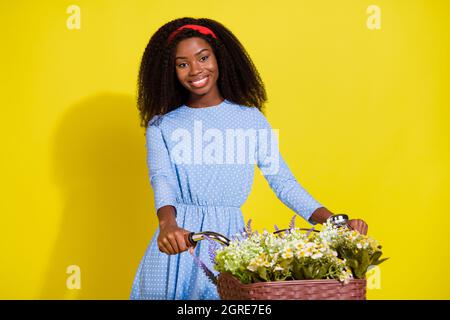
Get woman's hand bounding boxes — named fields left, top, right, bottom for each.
left=347, top=219, right=369, bottom=235
left=311, top=207, right=369, bottom=235
left=157, top=223, right=193, bottom=255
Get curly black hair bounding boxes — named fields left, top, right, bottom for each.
left=137, top=17, right=267, bottom=128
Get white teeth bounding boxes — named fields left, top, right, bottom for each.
left=191, top=76, right=208, bottom=87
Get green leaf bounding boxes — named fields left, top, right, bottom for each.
left=372, top=257, right=389, bottom=265
left=360, top=250, right=370, bottom=270
left=370, top=251, right=382, bottom=264
left=346, top=258, right=359, bottom=270
left=355, top=268, right=366, bottom=279
left=316, top=265, right=328, bottom=279
left=258, top=267, right=268, bottom=281
left=304, top=265, right=314, bottom=279
left=292, top=264, right=305, bottom=280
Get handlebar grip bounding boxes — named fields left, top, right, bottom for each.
left=185, top=231, right=231, bottom=246
left=187, top=232, right=196, bottom=247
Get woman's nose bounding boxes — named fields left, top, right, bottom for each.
left=189, top=61, right=202, bottom=75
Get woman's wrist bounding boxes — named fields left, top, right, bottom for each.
left=310, top=207, right=334, bottom=224
left=157, top=205, right=178, bottom=229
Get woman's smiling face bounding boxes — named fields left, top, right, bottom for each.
left=174, top=37, right=220, bottom=97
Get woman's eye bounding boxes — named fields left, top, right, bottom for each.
left=178, top=63, right=187, bottom=68
left=200, top=55, right=209, bottom=62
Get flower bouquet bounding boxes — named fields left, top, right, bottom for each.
left=190, top=216, right=388, bottom=300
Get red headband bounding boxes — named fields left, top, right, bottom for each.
left=167, top=24, right=218, bottom=44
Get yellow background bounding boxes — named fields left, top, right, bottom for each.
left=1, top=0, right=449, bottom=299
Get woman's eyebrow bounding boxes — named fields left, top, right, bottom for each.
left=176, top=48, right=209, bottom=60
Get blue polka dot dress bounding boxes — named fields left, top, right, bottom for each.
left=129, top=99, right=323, bottom=300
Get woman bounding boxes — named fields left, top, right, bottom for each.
left=130, top=17, right=368, bottom=300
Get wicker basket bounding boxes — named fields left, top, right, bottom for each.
left=217, top=272, right=366, bottom=300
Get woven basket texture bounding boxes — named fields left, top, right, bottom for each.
left=217, top=272, right=366, bottom=300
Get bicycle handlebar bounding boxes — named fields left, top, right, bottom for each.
left=187, top=228, right=320, bottom=247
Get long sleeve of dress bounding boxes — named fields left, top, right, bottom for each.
left=254, top=109, right=323, bottom=224
left=146, top=116, right=178, bottom=213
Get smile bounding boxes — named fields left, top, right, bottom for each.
left=190, top=75, right=209, bottom=88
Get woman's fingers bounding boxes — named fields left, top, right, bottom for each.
left=175, top=232, right=188, bottom=252
left=358, top=220, right=368, bottom=235
left=348, top=219, right=368, bottom=235
left=158, top=241, right=170, bottom=254
left=159, top=238, right=175, bottom=255
left=158, top=232, right=189, bottom=255
left=167, top=235, right=179, bottom=254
